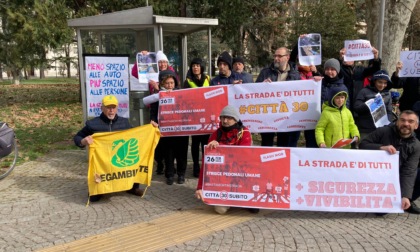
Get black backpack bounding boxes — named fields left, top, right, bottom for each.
left=0, top=123, right=15, bottom=158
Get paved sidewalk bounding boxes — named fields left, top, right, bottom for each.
left=1, top=149, right=420, bottom=251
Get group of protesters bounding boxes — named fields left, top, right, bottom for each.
left=74, top=46, right=420, bottom=216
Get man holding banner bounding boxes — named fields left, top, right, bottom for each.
left=74, top=95, right=150, bottom=202
left=255, top=47, right=301, bottom=147
left=195, top=105, right=258, bottom=214
left=359, top=110, right=420, bottom=214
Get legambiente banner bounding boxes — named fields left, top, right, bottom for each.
left=201, top=146, right=402, bottom=213
left=156, top=80, right=321, bottom=137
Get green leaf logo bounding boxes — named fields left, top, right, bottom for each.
left=111, top=138, right=140, bottom=168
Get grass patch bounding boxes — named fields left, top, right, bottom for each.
left=0, top=77, right=79, bottom=85
left=0, top=83, right=83, bottom=164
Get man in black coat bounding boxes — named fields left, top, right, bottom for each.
left=255, top=47, right=301, bottom=147
left=359, top=110, right=420, bottom=214
left=74, top=95, right=144, bottom=202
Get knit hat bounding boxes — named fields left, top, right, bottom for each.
left=220, top=105, right=240, bottom=122
left=324, top=58, right=340, bottom=74
left=217, top=51, right=232, bottom=70
left=159, top=69, right=178, bottom=87
left=232, top=56, right=245, bottom=65
left=102, top=95, right=118, bottom=106
left=190, top=58, right=205, bottom=74
left=156, top=51, right=168, bottom=63
left=371, top=69, right=392, bottom=86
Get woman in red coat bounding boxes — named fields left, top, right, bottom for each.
left=195, top=105, right=258, bottom=214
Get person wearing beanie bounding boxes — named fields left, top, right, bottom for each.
left=150, top=69, right=189, bottom=185
left=338, top=46, right=381, bottom=113
left=130, top=50, right=179, bottom=93
left=183, top=58, right=211, bottom=177
left=195, top=105, right=258, bottom=214
left=353, top=69, right=393, bottom=140
left=255, top=47, right=301, bottom=148
left=183, top=58, right=210, bottom=88
left=232, top=56, right=254, bottom=83
left=315, top=86, right=359, bottom=148
left=314, top=58, right=350, bottom=110
left=74, top=95, right=148, bottom=202
left=324, top=58, right=341, bottom=74
left=210, top=51, right=242, bottom=86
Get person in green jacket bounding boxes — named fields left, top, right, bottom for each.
left=315, top=86, right=360, bottom=148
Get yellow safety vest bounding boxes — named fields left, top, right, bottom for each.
left=187, top=75, right=210, bottom=88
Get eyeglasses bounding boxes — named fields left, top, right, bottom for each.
left=274, top=54, right=288, bottom=58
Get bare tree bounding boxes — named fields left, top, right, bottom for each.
left=365, top=0, right=418, bottom=73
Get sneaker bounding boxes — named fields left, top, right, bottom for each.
left=178, top=176, right=185, bottom=184
left=374, top=212, right=387, bottom=216
left=407, top=201, right=420, bottom=214
left=166, top=177, right=174, bottom=185
left=126, top=187, right=143, bottom=197
left=248, top=208, right=260, bottom=214
left=89, top=195, right=102, bottom=202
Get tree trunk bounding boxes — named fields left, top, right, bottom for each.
left=39, top=49, right=47, bottom=79
left=365, top=0, right=417, bottom=74
left=11, top=67, right=20, bottom=85
left=65, top=44, right=71, bottom=78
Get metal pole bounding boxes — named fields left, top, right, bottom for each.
left=208, top=27, right=212, bottom=79
left=182, top=34, right=188, bottom=85
left=378, top=0, right=385, bottom=58
left=159, top=25, right=163, bottom=51
left=76, top=29, right=87, bottom=123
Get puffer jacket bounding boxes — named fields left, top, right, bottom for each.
left=315, top=86, right=360, bottom=148
left=255, top=62, right=300, bottom=83
left=74, top=113, right=132, bottom=148
left=320, top=73, right=350, bottom=109
left=354, top=85, right=392, bottom=133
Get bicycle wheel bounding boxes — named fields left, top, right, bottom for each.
left=0, top=138, right=18, bottom=179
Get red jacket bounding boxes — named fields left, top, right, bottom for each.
left=196, top=122, right=251, bottom=189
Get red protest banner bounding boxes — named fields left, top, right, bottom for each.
left=158, top=86, right=228, bottom=137
left=202, top=146, right=291, bottom=210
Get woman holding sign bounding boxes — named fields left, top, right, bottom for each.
left=195, top=105, right=258, bottom=214
left=150, top=70, right=189, bottom=185
left=183, top=58, right=211, bottom=177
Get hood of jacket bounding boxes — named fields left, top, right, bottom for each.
left=327, top=85, right=349, bottom=108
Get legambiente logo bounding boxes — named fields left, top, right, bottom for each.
left=111, top=138, right=140, bottom=168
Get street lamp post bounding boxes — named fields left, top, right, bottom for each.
left=378, top=0, right=386, bottom=58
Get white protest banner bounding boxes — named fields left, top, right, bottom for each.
left=298, top=33, right=322, bottom=66
left=228, top=80, right=321, bottom=132
left=344, top=39, right=374, bottom=61
left=399, top=51, right=420, bottom=77
left=290, top=148, right=401, bottom=213
left=133, top=52, right=159, bottom=91
left=365, top=93, right=390, bottom=128
left=85, top=56, right=130, bottom=118
left=202, top=146, right=402, bottom=213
